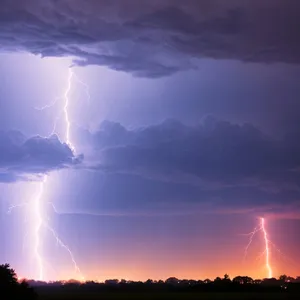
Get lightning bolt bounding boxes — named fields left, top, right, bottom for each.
left=44, top=224, right=82, bottom=276
left=50, top=110, right=63, bottom=136
left=242, top=217, right=273, bottom=278
left=36, top=68, right=90, bottom=142
left=243, top=217, right=299, bottom=278
left=72, top=71, right=91, bottom=105
left=34, top=96, right=62, bottom=111
left=64, top=69, right=73, bottom=147
left=261, top=217, right=272, bottom=278
left=9, top=67, right=89, bottom=281
left=31, top=175, right=85, bottom=281
left=7, top=203, right=28, bottom=214
left=243, top=224, right=262, bottom=262
left=33, top=178, right=45, bottom=280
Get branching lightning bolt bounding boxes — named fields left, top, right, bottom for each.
left=35, top=69, right=90, bottom=141
left=243, top=217, right=298, bottom=278
left=31, top=174, right=84, bottom=281
left=243, top=224, right=261, bottom=261
left=243, top=217, right=273, bottom=278
left=35, top=68, right=84, bottom=280
left=9, top=68, right=89, bottom=281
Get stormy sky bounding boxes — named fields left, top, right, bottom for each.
left=0, top=0, right=299, bottom=281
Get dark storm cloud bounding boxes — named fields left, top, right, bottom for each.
left=81, top=118, right=300, bottom=183
left=0, top=131, right=82, bottom=182
left=59, top=172, right=300, bottom=219
left=0, top=0, right=299, bottom=77
left=73, top=118, right=300, bottom=218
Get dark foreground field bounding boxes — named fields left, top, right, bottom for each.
left=36, top=290, right=300, bottom=300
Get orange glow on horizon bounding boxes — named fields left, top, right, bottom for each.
left=13, top=208, right=298, bottom=282
left=15, top=251, right=298, bottom=283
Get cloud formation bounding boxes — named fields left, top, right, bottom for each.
left=80, top=118, right=300, bottom=183
left=0, top=0, right=299, bottom=77
left=0, top=131, right=82, bottom=182
left=74, top=118, right=300, bottom=218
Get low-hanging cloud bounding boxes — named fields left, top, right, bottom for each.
left=0, top=0, right=299, bottom=77
left=79, top=118, right=300, bottom=183
left=73, top=118, right=300, bottom=218
left=0, top=131, right=82, bottom=182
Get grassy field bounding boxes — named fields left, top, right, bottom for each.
left=37, top=291, right=299, bottom=300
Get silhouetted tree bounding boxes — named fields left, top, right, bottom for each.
left=105, top=279, right=119, bottom=285
left=19, top=280, right=38, bottom=300
left=189, top=279, right=198, bottom=286
left=233, top=276, right=243, bottom=284
left=0, top=263, right=18, bottom=287
left=223, top=274, right=230, bottom=281
left=204, top=278, right=212, bottom=284
left=279, top=274, right=288, bottom=282
left=222, top=274, right=231, bottom=284
left=254, top=279, right=262, bottom=284
left=0, top=264, right=37, bottom=300
left=262, top=277, right=278, bottom=286
left=245, top=276, right=254, bottom=284
left=166, top=277, right=179, bottom=285
left=233, top=276, right=253, bottom=285
left=145, top=279, right=153, bottom=285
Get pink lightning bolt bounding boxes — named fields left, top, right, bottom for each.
left=261, top=217, right=273, bottom=278
left=243, top=217, right=274, bottom=278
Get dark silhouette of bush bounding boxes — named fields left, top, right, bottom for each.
left=0, top=264, right=37, bottom=300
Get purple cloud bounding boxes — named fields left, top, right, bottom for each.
left=0, top=0, right=299, bottom=77
left=0, top=131, right=82, bottom=182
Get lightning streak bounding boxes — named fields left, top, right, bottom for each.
left=243, top=217, right=273, bottom=278
left=36, top=68, right=83, bottom=280
left=261, top=217, right=272, bottom=278
left=35, top=69, right=89, bottom=143
left=50, top=111, right=63, bottom=136
left=243, top=225, right=261, bottom=261
left=31, top=174, right=84, bottom=281
left=73, top=71, right=91, bottom=105
left=34, top=96, right=62, bottom=111
left=33, top=178, right=46, bottom=280
left=44, top=224, right=83, bottom=277
left=64, top=69, right=73, bottom=147
left=9, top=67, right=88, bottom=281
left=7, top=203, right=28, bottom=214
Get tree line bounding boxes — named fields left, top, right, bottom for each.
left=1, top=263, right=300, bottom=299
